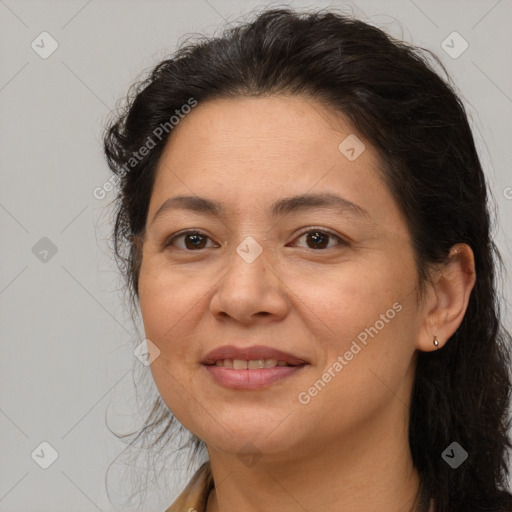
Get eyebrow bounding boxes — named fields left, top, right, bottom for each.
left=151, top=192, right=370, bottom=224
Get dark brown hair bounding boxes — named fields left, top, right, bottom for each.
left=103, top=7, right=512, bottom=511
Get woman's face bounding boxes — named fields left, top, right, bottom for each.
left=138, top=95, right=426, bottom=461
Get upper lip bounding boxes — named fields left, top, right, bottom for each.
left=201, top=345, right=307, bottom=366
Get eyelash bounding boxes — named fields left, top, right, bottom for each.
left=164, top=227, right=348, bottom=251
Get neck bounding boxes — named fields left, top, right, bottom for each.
left=205, top=398, right=421, bottom=512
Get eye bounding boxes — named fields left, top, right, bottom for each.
left=164, top=228, right=348, bottom=251
left=290, top=228, right=348, bottom=250
left=164, top=230, right=218, bottom=250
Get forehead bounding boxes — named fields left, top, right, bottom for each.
left=159, top=94, right=360, bottom=162
left=147, top=94, right=399, bottom=229
left=153, top=94, right=382, bottom=188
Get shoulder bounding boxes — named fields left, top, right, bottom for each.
left=164, top=460, right=214, bottom=512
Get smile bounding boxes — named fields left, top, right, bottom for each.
left=203, top=363, right=307, bottom=389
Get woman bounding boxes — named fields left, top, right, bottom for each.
left=103, top=7, right=512, bottom=512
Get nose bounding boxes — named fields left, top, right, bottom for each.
left=209, top=238, right=290, bottom=325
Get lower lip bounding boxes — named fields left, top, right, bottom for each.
left=203, top=364, right=306, bottom=390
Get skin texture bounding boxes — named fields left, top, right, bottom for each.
left=137, top=95, right=476, bottom=512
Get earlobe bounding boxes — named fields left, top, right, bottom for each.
left=418, top=243, right=476, bottom=352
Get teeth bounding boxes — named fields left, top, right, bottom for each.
left=213, top=358, right=290, bottom=369
left=233, top=359, right=248, bottom=370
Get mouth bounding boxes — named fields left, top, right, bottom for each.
left=207, top=358, right=300, bottom=369
left=201, top=345, right=309, bottom=390
left=201, top=344, right=307, bottom=366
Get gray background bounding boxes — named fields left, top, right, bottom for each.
left=1, top=0, right=511, bottom=510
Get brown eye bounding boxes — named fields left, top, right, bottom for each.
left=164, top=228, right=347, bottom=251
left=291, top=229, right=347, bottom=250
left=165, top=231, right=217, bottom=250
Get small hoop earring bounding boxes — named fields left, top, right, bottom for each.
left=433, top=335, right=439, bottom=348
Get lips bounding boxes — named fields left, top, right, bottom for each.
left=202, top=344, right=309, bottom=390
left=201, top=345, right=307, bottom=366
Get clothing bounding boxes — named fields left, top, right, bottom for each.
left=165, top=461, right=214, bottom=512
left=164, top=460, right=434, bottom=512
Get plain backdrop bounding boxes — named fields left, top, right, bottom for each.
left=1, top=0, right=511, bottom=510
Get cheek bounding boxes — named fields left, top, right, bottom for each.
left=138, top=257, right=212, bottom=391
left=138, top=257, right=195, bottom=337
left=304, top=257, right=419, bottom=387
left=138, top=265, right=200, bottom=423
left=302, top=260, right=408, bottom=335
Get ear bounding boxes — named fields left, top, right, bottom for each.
left=417, top=243, right=476, bottom=352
